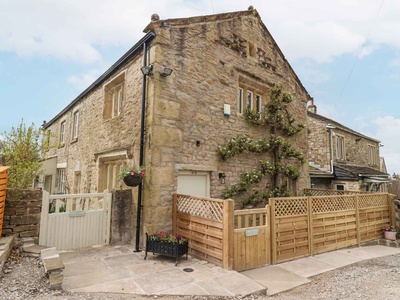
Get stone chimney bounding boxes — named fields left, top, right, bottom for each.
left=307, top=98, right=317, bottom=114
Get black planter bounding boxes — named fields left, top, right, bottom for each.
left=123, top=176, right=142, bottom=187
left=144, top=233, right=189, bottom=266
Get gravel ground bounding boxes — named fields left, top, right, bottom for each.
left=1, top=246, right=400, bottom=300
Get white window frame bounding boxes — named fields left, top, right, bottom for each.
left=368, top=144, right=378, bottom=166
left=104, top=72, right=125, bottom=120
left=247, top=91, right=253, bottom=111
left=255, top=94, right=262, bottom=114
left=336, top=135, right=345, bottom=160
left=335, top=184, right=345, bottom=191
left=238, top=88, right=243, bottom=115
left=117, top=87, right=122, bottom=116
left=57, top=168, right=66, bottom=194
left=72, top=110, right=79, bottom=139
left=60, top=121, right=66, bottom=144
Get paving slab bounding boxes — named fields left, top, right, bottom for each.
left=61, top=244, right=400, bottom=298
left=278, top=256, right=335, bottom=278
left=71, top=277, right=145, bottom=294
left=242, top=265, right=310, bottom=296
left=354, top=244, right=400, bottom=256
left=310, top=250, right=364, bottom=268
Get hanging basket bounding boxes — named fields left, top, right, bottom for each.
left=123, top=176, right=143, bottom=187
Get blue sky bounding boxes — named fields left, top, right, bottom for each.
left=1, top=0, right=400, bottom=174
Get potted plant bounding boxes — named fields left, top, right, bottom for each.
left=119, top=164, right=145, bottom=187
left=383, top=225, right=397, bottom=240
left=144, top=232, right=189, bottom=266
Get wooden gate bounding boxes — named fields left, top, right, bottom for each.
left=233, top=206, right=271, bottom=271
left=39, top=190, right=112, bottom=250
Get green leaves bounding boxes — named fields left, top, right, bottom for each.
left=217, top=86, right=306, bottom=206
left=1, top=120, right=43, bottom=192
left=217, top=134, right=270, bottom=161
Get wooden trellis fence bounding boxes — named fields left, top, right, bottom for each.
left=172, top=192, right=393, bottom=271
left=270, top=193, right=393, bottom=264
left=172, top=194, right=233, bottom=269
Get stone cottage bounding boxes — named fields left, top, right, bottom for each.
left=41, top=7, right=311, bottom=246
left=307, top=103, right=389, bottom=192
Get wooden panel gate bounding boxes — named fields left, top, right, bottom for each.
left=39, top=190, right=112, bottom=250
left=233, top=207, right=271, bottom=271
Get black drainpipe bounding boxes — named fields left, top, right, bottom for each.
left=135, top=41, right=148, bottom=252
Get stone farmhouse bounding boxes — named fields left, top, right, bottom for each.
left=307, top=102, right=389, bottom=192
left=41, top=7, right=311, bottom=243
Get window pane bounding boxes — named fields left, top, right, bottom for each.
left=238, top=88, right=243, bottom=114
left=247, top=91, right=252, bottom=110
left=256, top=95, right=261, bottom=113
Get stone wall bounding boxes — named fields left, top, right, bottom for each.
left=2, top=190, right=42, bottom=241
left=308, top=112, right=381, bottom=171
left=41, top=9, right=311, bottom=245
left=110, top=189, right=134, bottom=245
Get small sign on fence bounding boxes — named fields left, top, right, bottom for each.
left=68, top=211, right=86, bottom=217
left=245, top=228, right=259, bottom=237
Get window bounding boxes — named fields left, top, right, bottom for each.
left=247, top=91, right=253, bottom=111
left=368, top=145, right=378, bottom=166
left=60, top=121, right=66, bottom=144
left=100, top=160, right=126, bottom=191
left=72, top=111, right=79, bottom=139
left=104, top=73, right=125, bottom=119
left=57, top=168, right=66, bottom=194
left=238, top=88, right=243, bottom=114
left=256, top=95, right=262, bottom=114
left=336, top=184, right=345, bottom=191
left=336, top=135, right=345, bottom=160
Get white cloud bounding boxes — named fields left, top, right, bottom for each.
left=373, top=115, right=400, bottom=174
left=68, top=69, right=101, bottom=90
left=295, top=60, right=330, bottom=84
left=2, top=0, right=400, bottom=65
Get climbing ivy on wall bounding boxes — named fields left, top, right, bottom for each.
left=217, top=86, right=306, bottom=207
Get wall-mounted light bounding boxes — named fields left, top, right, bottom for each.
left=224, top=104, right=231, bottom=117
left=196, top=140, right=201, bottom=147
left=219, top=173, right=226, bottom=184
left=379, top=143, right=384, bottom=147
left=141, top=65, right=154, bottom=76
left=160, top=67, right=173, bottom=77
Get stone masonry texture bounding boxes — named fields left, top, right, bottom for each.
left=43, top=8, right=311, bottom=247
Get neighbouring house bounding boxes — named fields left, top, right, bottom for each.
left=307, top=102, right=389, bottom=192
left=41, top=7, right=311, bottom=246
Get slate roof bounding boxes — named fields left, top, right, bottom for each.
left=334, top=163, right=389, bottom=181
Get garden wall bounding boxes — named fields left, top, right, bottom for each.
left=2, top=190, right=42, bottom=241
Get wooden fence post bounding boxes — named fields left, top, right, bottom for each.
left=222, top=199, right=234, bottom=270
left=270, top=198, right=277, bottom=264
left=266, top=204, right=271, bottom=265
left=389, top=193, right=396, bottom=227
left=355, top=194, right=360, bottom=245
left=172, top=193, right=177, bottom=234
left=307, top=196, right=314, bottom=256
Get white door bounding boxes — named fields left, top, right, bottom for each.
left=177, top=171, right=210, bottom=197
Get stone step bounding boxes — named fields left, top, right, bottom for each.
left=0, top=236, right=14, bottom=272
left=21, top=243, right=65, bottom=290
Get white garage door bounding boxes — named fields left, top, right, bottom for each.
left=177, top=171, right=210, bottom=198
